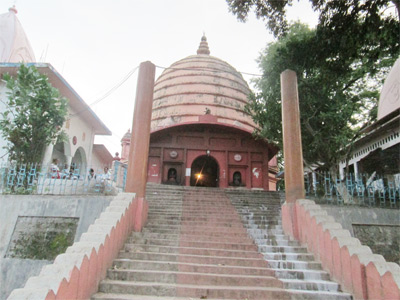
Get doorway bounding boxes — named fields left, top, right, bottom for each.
left=190, top=155, right=219, bottom=187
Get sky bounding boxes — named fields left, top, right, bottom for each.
left=1, top=0, right=318, bottom=156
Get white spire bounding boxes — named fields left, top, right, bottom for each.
left=0, top=6, right=36, bottom=63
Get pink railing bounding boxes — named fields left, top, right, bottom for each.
left=282, top=199, right=400, bottom=300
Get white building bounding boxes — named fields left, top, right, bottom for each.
left=0, top=7, right=112, bottom=173
left=339, top=58, right=400, bottom=185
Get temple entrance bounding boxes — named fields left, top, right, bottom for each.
left=190, top=155, right=219, bottom=187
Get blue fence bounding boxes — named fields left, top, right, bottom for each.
left=0, top=161, right=128, bottom=195
left=304, top=172, right=400, bottom=208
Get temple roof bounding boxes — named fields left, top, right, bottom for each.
left=0, top=63, right=112, bottom=135
left=378, top=58, right=400, bottom=120
left=121, top=129, right=131, bottom=142
left=151, top=35, right=256, bottom=134
left=197, top=35, right=210, bottom=55
left=0, top=6, right=36, bottom=63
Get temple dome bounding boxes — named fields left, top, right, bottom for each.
left=0, top=6, right=36, bottom=63
left=151, top=35, right=256, bottom=133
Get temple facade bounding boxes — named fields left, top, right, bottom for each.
left=122, top=36, right=278, bottom=190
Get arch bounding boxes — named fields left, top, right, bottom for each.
left=233, top=171, right=242, bottom=186
left=190, top=155, right=219, bottom=187
left=71, top=147, right=87, bottom=176
left=51, top=140, right=71, bottom=167
left=167, top=167, right=178, bottom=185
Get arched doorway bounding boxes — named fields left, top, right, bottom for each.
left=71, top=147, right=87, bottom=177
left=190, top=155, right=219, bottom=187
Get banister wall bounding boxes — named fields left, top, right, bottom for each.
left=282, top=199, right=400, bottom=300
left=7, top=193, right=145, bottom=300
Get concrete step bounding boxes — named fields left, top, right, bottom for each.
left=112, top=259, right=275, bottom=276
left=127, top=237, right=257, bottom=251
left=148, top=212, right=241, bottom=220
left=106, top=269, right=281, bottom=287
left=123, top=244, right=262, bottom=259
left=97, top=280, right=289, bottom=299
left=272, top=268, right=331, bottom=281
left=257, top=240, right=299, bottom=247
left=97, top=280, right=351, bottom=299
left=265, top=259, right=322, bottom=271
left=179, top=220, right=244, bottom=227
left=137, top=232, right=253, bottom=243
left=145, top=222, right=245, bottom=229
left=263, top=252, right=316, bottom=262
left=247, top=228, right=285, bottom=235
left=92, top=293, right=222, bottom=300
left=147, top=216, right=243, bottom=223
left=117, top=251, right=270, bottom=268
left=258, top=245, right=308, bottom=254
left=141, top=228, right=249, bottom=237
left=281, top=279, right=340, bottom=292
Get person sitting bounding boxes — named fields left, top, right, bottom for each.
left=60, top=164, right=69, bottom=179
left=50, top=159, right=60, bottom=179
left=101, top=167, right=111, bottom=181
left=88, top=168, right=95, bottom=180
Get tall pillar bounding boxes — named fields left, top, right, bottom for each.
left=281, top=69, right=305, bottom=239
left=125, top=61, right=156, bottom=231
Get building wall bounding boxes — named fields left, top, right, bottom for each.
left=64, top=106, right=96, bottom=168
left=0, top=81, right=97, bottom=170
left=146, top=124, right=274, bottom=190
left=322, top=205, right=400, bottom=264
left=0, top=195, right=112, bottom=299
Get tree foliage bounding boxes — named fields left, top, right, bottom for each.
left=227, top=0, right=399, bottom=171
left=247, top=23, right=396, bottom=171
left=226, top=0, right=399, bottom=39
left=0, top=64, right=68, bottom=164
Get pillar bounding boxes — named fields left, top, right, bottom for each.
left=42, top=143, right=54, bottom=168
left=281, top=69, right=305, bottom=239
left=125, top=61, right=156, bottom=231
left=354, top=161, right=359, bottom=181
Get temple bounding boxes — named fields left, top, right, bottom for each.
left=121, top=35, right=279, bottom=190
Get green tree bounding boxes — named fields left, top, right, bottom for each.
left=227, top=0, right=399, bottom=172
left=247, top=23, right=395, bottom=171
left=0, top=64, right=68, bottom=164
left=226, top=0, right=399, bottom=39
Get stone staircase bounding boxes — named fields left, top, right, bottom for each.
left=92, top=184, right=352, bottom=299
left=226, top=190, right=350, bottom=297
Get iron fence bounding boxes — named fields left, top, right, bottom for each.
left=304, top=172, right=400, bottom=208
left=0, top=161, right=128, bottom=195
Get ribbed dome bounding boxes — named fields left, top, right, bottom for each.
left=151, top=36, right=257, bottom=133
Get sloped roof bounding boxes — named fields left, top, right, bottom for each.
left=92, top=144, right=113, bottom=165
left=0, top=63, right=111, bottom=135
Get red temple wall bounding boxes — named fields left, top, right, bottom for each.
left=146, top=124, right=277, bottom=191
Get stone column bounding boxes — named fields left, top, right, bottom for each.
left=281, top=69, right=305, bottom=239
left=42, top=143, right=54, bottom=169
left=66, top=155, right=72, bottom=168
left=125, top=61, right=156, bottom=231
left=354, top=161, right=359, bottom=181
